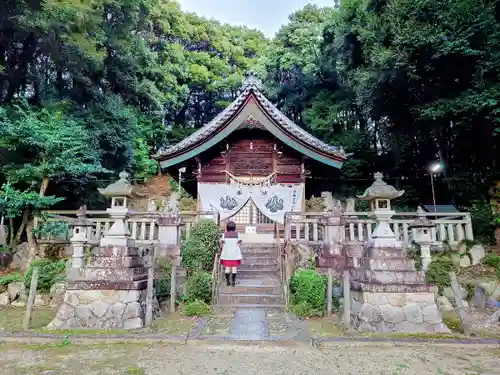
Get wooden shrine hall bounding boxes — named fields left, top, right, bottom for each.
left=154, top=71, right=347, bottom=230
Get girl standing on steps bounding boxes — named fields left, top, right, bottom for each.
left=220, top=220, right=242, bottom=287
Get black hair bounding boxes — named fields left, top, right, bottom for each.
left=226, top=221, right=236, bottom=232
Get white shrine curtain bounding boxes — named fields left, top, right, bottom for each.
left=197, top=183, right=304, bottom=224
left=197, top=183, right=250, bottom=220
left=250, top=184, right=303, bottom=224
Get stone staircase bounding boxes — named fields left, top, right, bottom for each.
left=216, top=243, right=285, bottom=309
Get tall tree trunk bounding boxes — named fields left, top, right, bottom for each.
left=39, top=176, right=49, bottom=196
left=25, top=219, right=37, bottom=271
left=14, top=209, right=29, bottom=246
left=26, top=176, right=50, bottom=266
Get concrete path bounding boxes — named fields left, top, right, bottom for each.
left=202, top=307, right=304, bottom=340
left=0, top=341, right=498, bottom=374
left=230, top=308, right=269, bottom=340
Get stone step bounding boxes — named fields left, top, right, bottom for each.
left=241, top=248, right=277, bottom=256
left=237, top=269, right=279, bottom=278
left=240, top=243, right=277, bottom=249
left=234, top=276, right=282, bottom=286
left=214, top=303, right=285, bottom=311
left=217, top=292, right=285, bottom=305
left=219, top=284, right=282, bottom=295
left=239, top=233, right=274, bottom=243
left=241, top=255, right=277, bottom=264
left=239, top=263, right=278, bottom=271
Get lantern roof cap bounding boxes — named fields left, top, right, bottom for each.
left=98, top=171, right=134, bottom=198
left=358, top=172, right=404, bottom=200
left=409, top=206, right=435, bottom=228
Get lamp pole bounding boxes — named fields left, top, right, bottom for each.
left=429, top=162, right=442, bottom=220
left=430, top=172, right=437, bottom=216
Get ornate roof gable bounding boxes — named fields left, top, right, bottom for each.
left=155, top=71, right=348, bottom=169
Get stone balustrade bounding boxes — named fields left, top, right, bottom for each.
left=38, top=209, right=472, bottom=249
left=284, top=211, right=473, bottom=248
left=38, top=210, right=219, bottom=246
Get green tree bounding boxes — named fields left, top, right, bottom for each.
left=0, top=104, right=105, bottom=258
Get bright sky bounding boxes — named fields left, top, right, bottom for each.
left=177, top=0, right=336, bottom=37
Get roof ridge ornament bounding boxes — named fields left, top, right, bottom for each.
left=241, top=70, right=263, bottom=91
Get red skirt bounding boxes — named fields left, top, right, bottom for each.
left=221, top=259, right=241, bottom=267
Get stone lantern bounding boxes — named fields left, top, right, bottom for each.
left=347, top=173, right=450, bottom=334
left=357, top=172, right=404, bottom=249
left=98, top=171, right=134, bottom=247
left=69, top=205, right=92, bottom=269
left=48, top=171, right=150, bottom=330
left=409, top=206, right=435, bottom=272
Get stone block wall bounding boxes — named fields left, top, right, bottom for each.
left=350, top=289, right=450, bottom=333
left=48, top=289, right=147, bottom=330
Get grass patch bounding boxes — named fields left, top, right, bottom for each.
left=0, top=306, right=55, bottom=331
left=305, top=317, right=346, bottom=338
left=40, top=328, right=129, bottom=335
left=362, top=332, right=465, bottom=340
left=151, top=311, right=198, bottom=335
left=442, top=312, right=464, bottom=333
left=126, top=366, right=145, bottom=375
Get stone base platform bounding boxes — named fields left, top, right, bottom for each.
left=47, top=289, right=147, bottom=330
left=350, top=283, right=450, bottom=333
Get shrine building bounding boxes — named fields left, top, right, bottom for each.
left=154, top=71, right=347, bottom=229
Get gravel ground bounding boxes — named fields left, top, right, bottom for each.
left=0, top=341, right=498, bottom=375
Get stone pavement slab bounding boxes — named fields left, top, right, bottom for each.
left=230, top=308, right=269, bottom=340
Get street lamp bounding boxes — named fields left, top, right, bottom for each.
left=429, top=162, right=442, bottom=216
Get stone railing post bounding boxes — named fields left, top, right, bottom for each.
left=464, top=213, right=474, bottom=240
left=69, top=206, right=91, bottom=269
left=158, top=215, right=181, bottom=247
left=322, top=213, right=346, bottom=256
left=317, top=213, right=347, bottom=270
left=284, top=212, right=292, bottom=242
left=157, top=192, right=182, bottom=264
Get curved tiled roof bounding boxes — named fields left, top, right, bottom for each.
left=155, top=72, right=347, bottom=161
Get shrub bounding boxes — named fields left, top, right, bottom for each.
left=24, top=258, right=67, bottom=293
left=290, top=269, right=326, bottom=315
left=0, top=272, right=21, bottom=287
left=483, top=254, right=500, bottom=268
left=182, top=270, right=212, bottom=303
left=442, top=312, right=463, bottom=333
left=425, top=257, right=455, bottom=294
left=483, top=254, right=500, bottom=279
left=470, top=199, right=495, bottom=244
left=180, top=219, right=220, bottom=272
left=183, top=300, right=211, bottom=317
left=155, top=259, right=172, bottom=301
left=291, top=301, right=323, bottom=318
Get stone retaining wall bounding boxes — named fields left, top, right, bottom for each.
left=48, top=289, right=147, bottom=330
left=350, top=290, right=450, bottom=333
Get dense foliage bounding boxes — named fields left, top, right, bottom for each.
left=154, top=259, right=172, bottom=302
left=425, top=257, right=455, bottom=294
left=263, top=1, right=500, bottom=230
left=290, top=269, right=326, bottom=317
left=24, top=258, right=67, bottom=293
left=0, top=0, right=266, bottom=254
left=483, top=254, right=500, bottom=278
left=180, top=220, right=221, bottom=272
left=182, top=270, right=212, bottom=304
left=1, top=0, right=500, bottom=246
left=183, top=299, right=211, bottom=317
